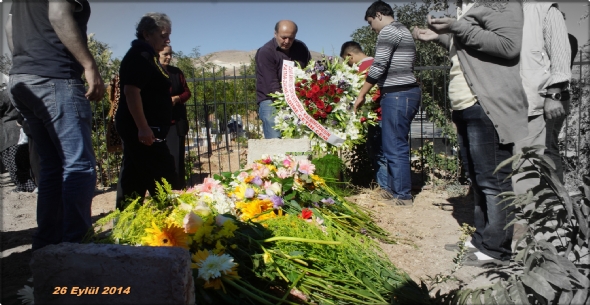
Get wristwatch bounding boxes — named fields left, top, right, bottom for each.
left=541, top=92, right=562, bottom=101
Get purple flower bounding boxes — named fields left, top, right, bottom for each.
left=270, top=195, right=284, bottom=208
left=251, top=176, right=263, bottom=186
left=245, top=188, right=255, bottom=199
left=321, top=197, right=335, bottom=205
left=328, top=56, right=333, bottom=61
left=313, top=202, right=320, bottom=208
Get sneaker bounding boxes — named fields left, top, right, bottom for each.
left=444, top=242, right=477, bottom=253
left=384, top=198, right=413, bottom=207
left=462, top=252, right=510, bottom=267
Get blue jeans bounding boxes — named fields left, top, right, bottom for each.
left=453, top=103, right=514, bottom=260
left=258, top=99, right=281, bottom=139
left=380, top=87, right=421, bottom=200
left=9, top=74, right=96, bottom=250
left=366, top=122, right=389, bottom=192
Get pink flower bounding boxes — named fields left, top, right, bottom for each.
left=282, top=158, right=292, bottom=168
left=183, top=211, right=203, bottom=234
left=253, top=166, right=270, bottom=178
left=297, top=159, right=315, bottom=175
left=195, top=178, right=222, bottom=193
left=237, top=171, right=249, bottom=181
left=276, top=168, right=292, bottom=179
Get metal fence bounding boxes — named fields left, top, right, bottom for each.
left=92, top=60, right=589, bottom=189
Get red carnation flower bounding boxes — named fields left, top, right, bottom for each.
left=337, top=88, right=344, bottom=94
left=311, top=74, right=317, bottom=81
left=316, top=100, right=325, bottom=110
left=301, top=79, right=308, bottom=84
left=334, top=97, right=340, bottom=103
left=311, top=85, right=320, bottom=93
left=325, top=105, right=333, bottom=113
left=300, top=208, right=313, bottom=220
left=360, top=117, right=367, bottom=123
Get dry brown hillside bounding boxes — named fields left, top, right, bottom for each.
left=194, top=50, right=324, bottom=75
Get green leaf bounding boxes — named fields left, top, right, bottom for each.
left=521, top=270, right=555, bottom=300
left=552, top=255, right=590, bottom=287
left=537, top=241, right=558, bottom=255
left=289, top=200, right=302, bottom=210
left=483, top=289, right=496, bottom=305
left=538, top=154, right=556, bottom=170
left=571, top=289, right=588, bottom=305
left=472, top=289, right=483, bottom=305
left=531, top=266, right=572, bottom=291
left=557, top=291, right=573, bottom=304
left=494, top=153, right=522, bottom=174
left=522, top=145, right=546, bottom=154
left=514, top=280, right=530, bottom=305
left=492, top=281, right=513, bottom=305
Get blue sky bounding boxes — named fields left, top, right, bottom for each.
left=1, top=1, right=589, bottom=60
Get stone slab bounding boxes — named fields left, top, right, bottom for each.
left=31, top=243, right=195, bottom=305
left=247, top=138, right=312, bottom=165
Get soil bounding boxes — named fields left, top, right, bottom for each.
left=0, top=178, right=500, bottom=305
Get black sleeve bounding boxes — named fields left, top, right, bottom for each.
left=120, top=52, right=154, bottom=90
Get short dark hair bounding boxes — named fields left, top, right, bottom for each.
left=274, top=20, right=298, bottom=34
left=365, top=1, right=394, bottom=21
left=340, top=41, right=364, bottom=58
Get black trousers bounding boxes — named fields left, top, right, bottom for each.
left=166, top=124, right=186, bottom=189
left=115, top=137, right=179, bottom=210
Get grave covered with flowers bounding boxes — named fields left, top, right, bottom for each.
left=95, top=154, right=430, bottom=304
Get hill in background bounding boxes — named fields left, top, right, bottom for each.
left=192, top=50, right=325, bottom=75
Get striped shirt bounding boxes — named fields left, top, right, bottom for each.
left=366, top=21, right=417, bottom=93
left=543, top=6, right=571, bottom=88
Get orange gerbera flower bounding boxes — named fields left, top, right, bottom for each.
left=142, top=221, right=189, bottom=249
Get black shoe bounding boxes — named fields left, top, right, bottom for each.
left=444, top=243, right=477, bottom=253
left=462, top=253, right=510, bottom=267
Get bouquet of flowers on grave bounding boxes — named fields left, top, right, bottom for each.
left=94, top=156, right=430, bottom=304
left=215, top=154, right=394, bottom=242
left=270, top=55, right=381, bottom=153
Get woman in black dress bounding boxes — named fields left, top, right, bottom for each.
left=115, top=13, right=178, bottom=209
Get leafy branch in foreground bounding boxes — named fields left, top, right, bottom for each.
left=434, top=146, right=589, bottom=304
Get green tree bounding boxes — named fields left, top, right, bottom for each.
left=86, top=34, right=122, bottom=187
